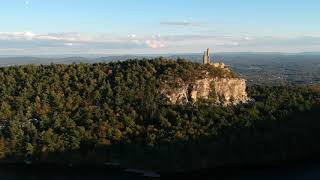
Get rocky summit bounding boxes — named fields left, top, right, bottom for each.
left=161, top=60, right=250, bottom=106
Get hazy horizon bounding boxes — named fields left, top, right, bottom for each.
left=2, top=51, right=320, bottom=58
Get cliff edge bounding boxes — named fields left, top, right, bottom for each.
left=161, top=62, right=250, bottom=106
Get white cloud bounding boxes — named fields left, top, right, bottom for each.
left=0, top=32, right=35, bottom=40
left=0, top=31, right=320, bottom=54
left=244, top=36, right=252, bottom=41
left=128, top=34, right=137, bottom=39
left=160, top=20, right=206, bottom=27
left=64, top=43, right=74, bottom=46
left=145, top=40, right=166, bottom=49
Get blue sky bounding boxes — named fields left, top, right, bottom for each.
left=0, top=0, right=320, bottom=55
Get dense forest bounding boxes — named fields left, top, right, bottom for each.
left=0, top=58, right=319, bottom=172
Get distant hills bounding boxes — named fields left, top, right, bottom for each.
left=0, top=56, right=90, bottom=66
left=1, top=52, right=320, bottom=66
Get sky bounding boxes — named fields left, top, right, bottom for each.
left=0, top=0, right=320, bottom=55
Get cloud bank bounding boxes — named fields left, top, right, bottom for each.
left=160, top=20, right=206, bottom=27
left=0, top=32, right=319, bottom=55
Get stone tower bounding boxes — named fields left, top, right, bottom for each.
left=203, top=48, right=210, bottom=64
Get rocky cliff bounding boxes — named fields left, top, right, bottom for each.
left=161, top=76, right=250, bottom=106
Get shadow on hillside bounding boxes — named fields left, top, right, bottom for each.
left=0, top=104, right=320, bottom=177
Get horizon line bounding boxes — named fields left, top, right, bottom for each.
left=1, top=51, right=320, bottom=58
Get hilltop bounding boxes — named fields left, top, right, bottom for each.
left=0, top=58, right=319, bottom=172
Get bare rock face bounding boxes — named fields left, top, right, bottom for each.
left=190, top=78, right=212, bottom=102
left=212, top=78, right=249, bottom=106
left=162, top=77, right=250, bottom=106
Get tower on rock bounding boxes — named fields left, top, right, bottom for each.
left=203, top=48, right=210, bottom=64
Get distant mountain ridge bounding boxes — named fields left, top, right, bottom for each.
left=1, top=52, right=320, bottom=66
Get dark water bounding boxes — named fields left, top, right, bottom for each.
left=1, top=162, right=320, bottom=179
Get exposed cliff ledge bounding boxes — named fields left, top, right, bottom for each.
left=161, top=77, right=250, bottom=106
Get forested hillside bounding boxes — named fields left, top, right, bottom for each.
left=0, top=58, right=319, bottom=172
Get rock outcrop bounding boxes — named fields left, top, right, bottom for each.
left=162, top=77, right=250, bottom=106
left=212, top=78, right=249, bottom=106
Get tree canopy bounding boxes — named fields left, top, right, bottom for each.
left=0, top=59, right=319, bottom=172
